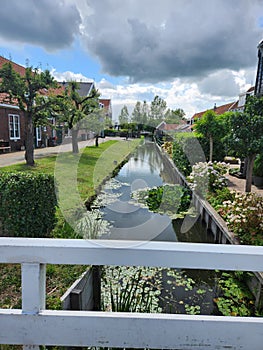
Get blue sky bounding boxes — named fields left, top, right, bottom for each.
left=0, top=0, right=263, bottom=121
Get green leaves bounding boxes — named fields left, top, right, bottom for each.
left=0, top=172, right=57, bottom=237
left=214, top=271, right=255, bottom=316
left=132, top=184, right=191, bottom=218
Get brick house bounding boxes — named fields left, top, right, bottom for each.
left=99, top=98, right=112, bottom=120
left=0, top=56, right=63, bottom=151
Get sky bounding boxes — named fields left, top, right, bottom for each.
left=0, top=0, right=263, bottom=121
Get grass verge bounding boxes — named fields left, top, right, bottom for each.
left=0, top=139, right=141, bottom=310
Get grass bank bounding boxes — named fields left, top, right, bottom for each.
left=0, top=138, right=141, bottom=310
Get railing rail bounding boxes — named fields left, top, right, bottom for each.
left=1, top=237, right=263, bottom=349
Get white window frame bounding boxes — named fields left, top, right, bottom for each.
left=36, top=126, right=42, bottom=142
left=9, top=114, right=20, bottom=140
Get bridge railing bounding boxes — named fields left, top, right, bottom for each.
left=1, top=237, right=263, bottom=350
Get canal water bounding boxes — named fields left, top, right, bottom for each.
left=92, top=140, right=219, bottom=315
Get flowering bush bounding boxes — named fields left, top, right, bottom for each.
left=218, top=192, right=263, bottom=245
left=162, top=141, right=173, bottom=158
left=187, top=161, right=228, bottom=196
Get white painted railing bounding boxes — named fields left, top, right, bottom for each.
left=1, top=237, right=263, bottom=350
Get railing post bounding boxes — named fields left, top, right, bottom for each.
left=21, top=263, right=46, bottom=350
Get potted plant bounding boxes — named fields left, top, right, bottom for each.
left=253, top=154, right=263, bottom=187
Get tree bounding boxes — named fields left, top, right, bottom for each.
left=164, top=108, right=185, bottom=124
left=0, top=62, right=57, bottom=165
left=59, top=81, right=100, bottom=153
left=227, top=95, right=263, bottom=192
left=131, top=101, right=143, bottom=124
left=118, top=105, right=129, bottom=125
left=194, top=110, right=224, bottom=162
left=149, top=95, right=167, bottom=126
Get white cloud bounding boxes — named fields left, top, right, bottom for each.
left=51, top=69, right=93, bottom=83
left=99, top=69, right=255, bottom=122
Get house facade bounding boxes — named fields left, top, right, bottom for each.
left=99, top=98, right=112, bottom=120
left=0, top=56, right=56, bottom=151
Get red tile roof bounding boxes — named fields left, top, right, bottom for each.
left=0, top=56, right=26, bottom=76
left=191, top=101, right=236, bottom=120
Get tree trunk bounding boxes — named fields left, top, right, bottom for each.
left=71, top=128, right=79, bottom=154
left=245, top=154, right=256, bottom=192
left=209, top=135, right=213, bottom=162
left=95, top=134, right=99, bottom=147
left=24, top=112, right=35, bottom=166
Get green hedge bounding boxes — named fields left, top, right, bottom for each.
left=0, top=172, right=57, bottom=237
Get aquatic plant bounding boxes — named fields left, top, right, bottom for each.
left=101, top=266, right=162, bottom=313
left=75, top=210, right=111, bottom=239
left=132, top=184, right=191, bottom=219
left=214, top=271, right=255, bottom=316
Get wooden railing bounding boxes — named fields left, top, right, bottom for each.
left=0, top=237, right=263, bottom=349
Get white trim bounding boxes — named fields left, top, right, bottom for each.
left=36, top=126, right=41, bottom=142
left=0, top=103, right=20, bottom=109
left=8, top=113, right=21, bottom=140
left=0, top=238, right=263, bottom=271
left=1, top=310, right=263, bottom=349
left=1, top=238, right=263, bottom=349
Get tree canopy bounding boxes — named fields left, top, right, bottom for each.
left=226, top=95, right=263, bottom=192
left=57, top=81, right=100, bottom=153
left=0, top=62, right=57, bottom=165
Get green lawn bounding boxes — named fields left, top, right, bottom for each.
left=0, top=139, right=141, bottom=310
left=1, top=139, right=140, bottom=202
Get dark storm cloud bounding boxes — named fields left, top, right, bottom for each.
left=0, top=0, right=81, bottom=51
left=82, top=0, right=263, bottom=82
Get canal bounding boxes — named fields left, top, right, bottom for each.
left=91, top=140, right=219, bottom=315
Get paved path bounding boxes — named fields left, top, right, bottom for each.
left=0, top=137, right=121, bottom=167
left=226, top=172, right=263, bottom=196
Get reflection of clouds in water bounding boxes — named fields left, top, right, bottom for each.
left=131, top=178, right=148, bottom=191
left=109, top=214, right=172, bottom=241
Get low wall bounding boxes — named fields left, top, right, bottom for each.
left=61, top=266, right=101, bottom=311
left=156, top=143, right=263, bottom=307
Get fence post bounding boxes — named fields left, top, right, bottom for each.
left=21, top=263, right=46, bottom=350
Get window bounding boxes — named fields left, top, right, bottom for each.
left=36, top=126, right=42, bottom=142
left=9, top=114, right=20, bottom=139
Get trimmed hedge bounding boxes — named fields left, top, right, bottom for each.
left=0, top=172, right=57, bottom=237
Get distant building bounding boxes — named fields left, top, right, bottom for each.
left=190, top=101, right=236, bottom=123
left=190, top=86, right=255, bottom=124
left=60, top=81, right=95, bottom=97
left=99, top=98, right=112, bottom=120
left=255, top=39, right=263, bottom=97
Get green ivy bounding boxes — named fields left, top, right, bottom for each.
left=0, top=172, right=57, bottom=237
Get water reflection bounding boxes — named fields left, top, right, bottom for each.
left=99, top=141, right=176, bottom=242
left=94, top=140, right=218, bottom=315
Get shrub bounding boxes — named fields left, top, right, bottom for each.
left=253, top=153, right=263, bottom=177
left=161, top=141, right=173, bottom=158
left=187, top=161, right=228, bottom=196
left=207, top=187, right=235, bottom=211
left=0, top=172, right=57, bottom=237
left=218, top=191, right=263, bottom=245
left=172, top=139, right=192, bottom=176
